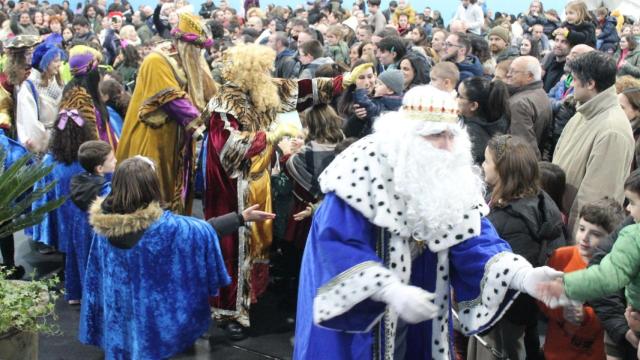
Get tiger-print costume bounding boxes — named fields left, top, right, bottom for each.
left=58, top=86, right=98, bottom=137
left=203, top=79, right=298, bottom=133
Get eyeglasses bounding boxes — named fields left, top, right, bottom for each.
left=444, top=42, right=461, bottom=48
left=507, top=69, right=529, bottom=76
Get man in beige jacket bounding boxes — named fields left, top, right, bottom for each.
left=553, top=51, right=634, bottom=236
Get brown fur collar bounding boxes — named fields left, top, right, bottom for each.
left=89, top=197, right=164, bottom=238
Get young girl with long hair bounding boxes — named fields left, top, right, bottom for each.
left=468, top=135, right=565, bottom=360
left=552, top=0, right=596, bottom=47
left=30, top=77, right=100, bottom=301
left=79, top=156, right=231, bottom=359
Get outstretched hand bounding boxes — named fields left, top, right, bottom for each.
left=293, top=205, right=314, bottom=221
left=242, top=204, right=276, bottom=223
left=536, top=277, right=575, bottom=308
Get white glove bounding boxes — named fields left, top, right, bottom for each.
left=511, top=266, right=564, bottom=301
left=371, top=282, right=438, bottom=324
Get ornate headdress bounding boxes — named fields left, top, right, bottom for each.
left=400, top=84, right=459, bottom=124
left=171, top=12, right=213, bottom=49
left=68, top=45, right=102, bottom=76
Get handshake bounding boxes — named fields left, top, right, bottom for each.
left=371, top=265, right=578, bottom=325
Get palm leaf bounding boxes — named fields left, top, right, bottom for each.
left=0, top=149, right=64, bottom=238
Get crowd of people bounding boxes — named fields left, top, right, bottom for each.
left=2, top=0, right=640, bottom=358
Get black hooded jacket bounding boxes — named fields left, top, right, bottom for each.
left=487, top=190, right=566, bottom=325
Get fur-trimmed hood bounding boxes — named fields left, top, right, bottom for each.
left=89, top=197, right=164, bottom=238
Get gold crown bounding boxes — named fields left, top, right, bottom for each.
left=400, top=85, right=459, bottom=123
left=177, top=13, right=205, bottom=36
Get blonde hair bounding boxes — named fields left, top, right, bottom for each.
left=326, top=25, right=344, bottom=39
left=430, top=62, right=460, bottom=84
left=616, top=75, right=640, bottom=94
left=565, top=0, right=591, bottom=24
left=222, top=43, right=280, bottom=115
left=119, top=25, right=137, bottom=40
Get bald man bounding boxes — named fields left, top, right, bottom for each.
left=507, top=56, right=553, bottom=158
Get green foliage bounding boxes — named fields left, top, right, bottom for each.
left=0, top=267, right=61, bottom=336
left=0, top=149, right=66, bottom=239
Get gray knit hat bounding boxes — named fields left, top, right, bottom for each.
left=378, top=69, right=404, bottom=95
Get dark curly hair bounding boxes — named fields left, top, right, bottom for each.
left=50, top=68, right=103, bottom=164
left=49, top=112, right=98, bottom=165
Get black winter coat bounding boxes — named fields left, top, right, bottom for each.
left=564, top=20, right=597, bottom=47
left=487, top=191, right=566, bottom=267
left=487, top=191, right=566, bottom=325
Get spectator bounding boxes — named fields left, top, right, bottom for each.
left=588, top=170, right=640, bottom=360
left=595, top=6, right=619, bottom=53
left=324, top=25, right=349, bottom=65
left=552, top=51, right=635, bottom=234
left=457, top=76, right=510, bottom=164
left=268, top=31, right=300, bottom=79
left=429, top=61, right=459, bottom=94
left=72, top=16, right=95, bottom=43
left=539, top=198, right=624, bottom=360
left=506, top=56, right=552, bottom=159
left=432, top=9, right=444, bottom=29
left=356, top=24, right=373, bottom=43
left=399, top=52, right=430, bottom=91
left=488, top=25, right=519, bottom=63
left=199, top=0, right=215, bottom=19
left=113, top=45, right=141, bottom=91
left=83, top=4, right=103, bottom=34
left=11, top=11, right=39, bottom=35
left=353, top=68, right=403, bottom=121
left=366, top=0, right=386, bottom=34
left=299, top=40, right=334, bottom=79
left=529, top=23, right=552, bottom=56
left=494, top=59, right=512, bottom=83
left=451, top=0, right=484, bottom=35
left=118, top=25, right=142, bottom=46
left=542, top=33, right=570, bottom=92
left=382, top=0, right=397, bottom=23
left=615, top=35, right=640, bottom=78
left=619, top=88, right=640, bottom=170
left=474, top=134, right=565, bottom=360
left=522, top=0, right=547, bottom=33
left=376, top=36, right=406, bottom=70
left=132, top=11, right=153, bottom=44
left=545, top=44, right=595, bottom=161
left=340, top=62, right=377, bottom=138
left=430, top=28, right=447, bottom=61
left=520, top=35, right=541, bottom=59
left=552, top=0, right=596, bottom=48
left=441, top=32, right=483, bottom=82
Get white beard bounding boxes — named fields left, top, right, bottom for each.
left=375, top=115, right=486, bottom=239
